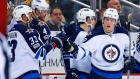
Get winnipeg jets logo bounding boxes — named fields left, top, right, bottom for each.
left=106, top=47, right=116, bottom=60
left=26, top=29, right=34, bottom=34
left=102, top=44, right=120, bottom=63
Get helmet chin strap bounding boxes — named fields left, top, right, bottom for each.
left=85, top=19, right=94, bottom=31
left=85, top=22, right=93, bottom=33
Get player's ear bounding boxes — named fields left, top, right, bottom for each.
left=35, top=8, right=39, bottom=15
left=21, top=14, right=27, bottom=22
left=86, top=16, right=91, bottom=24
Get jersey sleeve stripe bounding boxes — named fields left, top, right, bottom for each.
left=35, top=47, right=42, bottom=59
left=81, top=47, right=86, bottom=59
left=43, top=48, right=47, bottom=60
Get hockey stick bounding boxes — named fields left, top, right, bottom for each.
left=60, top=48, right=67, bottom=78
left=60, top=28, right=67, bottom=78
left=127, top=22, right=131, bottom=79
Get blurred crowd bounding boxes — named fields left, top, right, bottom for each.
left=7, top=0, right=140, bottom=32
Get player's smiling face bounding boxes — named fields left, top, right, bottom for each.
left=103, top=17, right=116, bottom=33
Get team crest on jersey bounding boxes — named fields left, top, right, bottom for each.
left=102, top=44, right=120, bottom=63
left=26, top=29, right=34, bottom=34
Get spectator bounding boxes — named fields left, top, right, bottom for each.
left=107, top=0, right=130, bottom=31
left=95, top=8, right=106, bottom=28
left=46, top=6, right=65, bottom=31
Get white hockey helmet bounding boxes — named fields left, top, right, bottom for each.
left=31, top=0, right=50, bottom=13
left=103, top=8, right=119, bottom=23
left=76, top=8, right=95, bottom=23
left=13, top=5, right=32, bottom=22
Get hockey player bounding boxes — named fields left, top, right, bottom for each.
left=62, top=8, right=130, bottom=79
left=8, top=5, right=67, bottom=79
left=31, top=0, right=51, bottom=43
left=31, top=0, right=49, bottom=22
left=134, top=30, right=140, bottom=72
left=0, top=33, right=9, bottom=79
left=63, top=8, right=96, bottom=79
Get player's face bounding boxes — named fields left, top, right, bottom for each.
left=40, top=10, right=48, bottom=20
left=91, top=16, right=96, bottom=29
left=103, top=17, right=116, bottom=33
left=86, top=16, right=96, bottom=29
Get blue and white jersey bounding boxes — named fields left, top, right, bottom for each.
left=7, top=24, right=54, bottom=78
left=32, top=17, right=51, bottom=43
left=68, top=26, right=91, bottom=74
left=77, top=26, right=129, bottom=78
left=134, top=30, right=140, bottom=72
left=63, top=25, right=91, bottom=76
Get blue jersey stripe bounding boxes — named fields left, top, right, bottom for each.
left=22, top=73, right=40, bottom=79
left=35, top=47, right=42, bottom=59
left=63, top=55, right=74, bottom=59
left=43, top=48, right=47, bottom=60
left=91, top=64, right=123, bottom=78
left=81, top=47, right=86, bottom=59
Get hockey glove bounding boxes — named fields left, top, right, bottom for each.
left=51, top=32, right=67, bottom=49
left=124, top=56, right=135, bottom=72
left=63, top=23, right=77, bottom=38
left=63, top=41, right=78, bottom=58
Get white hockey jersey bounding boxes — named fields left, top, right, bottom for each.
left=134, top=31, right=140, bottom=72
left=7, top=24, right=54, bottom=78
left=76, top=26, right=130, bottom=78
left=68, top=26, right=91, bottom=74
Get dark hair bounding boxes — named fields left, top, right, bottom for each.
left=50, top=5, right=62, bottom=15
